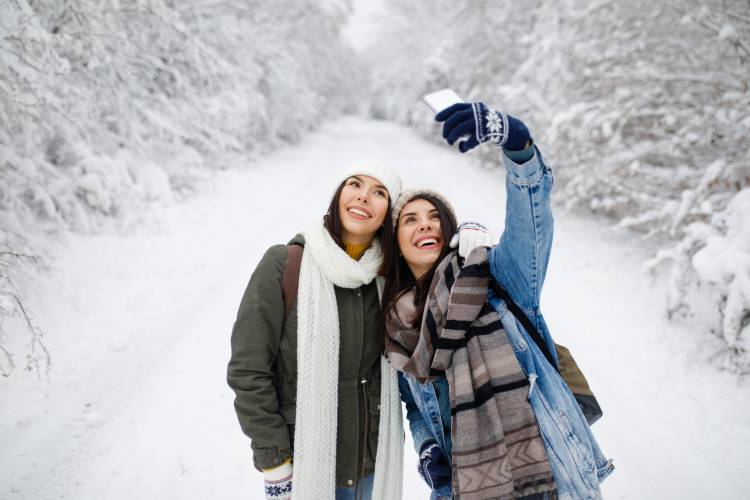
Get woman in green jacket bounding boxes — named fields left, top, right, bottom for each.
left=227, top=159, right=405, bottom=500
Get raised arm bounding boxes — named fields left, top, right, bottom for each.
left=492, top=144, right=554, bottom=311
left=435, top=102, right=554, bottom=311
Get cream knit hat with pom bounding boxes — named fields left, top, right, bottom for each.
left=334, top=158, right=403, bottom=202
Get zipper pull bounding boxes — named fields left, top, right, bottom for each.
left=360, top=378, right=367, bottom=385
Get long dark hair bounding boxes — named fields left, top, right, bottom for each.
left=323, top=180, right=394, bottom=273
left=381, top=194, right=457, bottom=327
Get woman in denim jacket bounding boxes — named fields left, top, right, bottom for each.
left=382, top=102, right=613, bottom=499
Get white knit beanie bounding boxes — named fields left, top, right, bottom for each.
left=391, top=188, right=456, bottom=226
left=335, top=158, right=403, bottom=202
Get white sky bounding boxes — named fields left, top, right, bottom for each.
left=341, top=0, right=385, bottom=51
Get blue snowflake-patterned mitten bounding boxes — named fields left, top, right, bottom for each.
left=435, top=102, right=530, bottom=153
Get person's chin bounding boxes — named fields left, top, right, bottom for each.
left=344, top=223, right=375, bottom=238
left=427, top=249, right=442, bottom=260
left=420, top=255, right=439, bottom=268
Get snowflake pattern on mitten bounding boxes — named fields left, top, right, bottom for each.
left=471, top=102, right=509, bottom=146
left=265, top=481, right=292, bottom=498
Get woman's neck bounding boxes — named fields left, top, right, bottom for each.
left=408, top=263, right=430, bottom=280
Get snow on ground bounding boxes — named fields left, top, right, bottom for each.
left=1, top=117, right=748, bottom=499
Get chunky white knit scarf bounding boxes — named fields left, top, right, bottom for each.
left=294, top=223, right=403, bottom=500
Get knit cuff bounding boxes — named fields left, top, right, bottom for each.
left=419, top=439, right=439, bottom=455
left=264, top=461, right=293, bottom=499
left=471, top=102, right=509, bottom=146
left=503, top=141, right=535, bottom=164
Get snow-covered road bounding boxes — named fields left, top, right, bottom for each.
left=1, top=117, right=748, bottom=499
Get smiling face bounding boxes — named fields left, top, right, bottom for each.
left=337, top=175, right=390, bottom=246
left=396, top=198, right=444, bottom=279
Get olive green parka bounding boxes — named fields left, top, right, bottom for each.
left=227, top=235, right=383, bottom=487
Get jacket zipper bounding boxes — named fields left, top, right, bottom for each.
left=355, top=377, right=369, bottom=500
left=353, top=287, right=369, bottom=499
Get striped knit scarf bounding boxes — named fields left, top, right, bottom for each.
left=385, top=248, right=556, bottom=500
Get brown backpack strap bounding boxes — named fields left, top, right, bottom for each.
left=281, top=243, right=304, bottom=318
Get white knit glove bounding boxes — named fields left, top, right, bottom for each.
left=264, top=460, right=293, bottom=500
left=449, top=221, right=493, bottom=258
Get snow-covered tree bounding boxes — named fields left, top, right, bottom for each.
left=0, top=0, right=359, bottom=375
left=365, top=0, right=750, bottom=372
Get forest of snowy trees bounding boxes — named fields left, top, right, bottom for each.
left=0, top=0, right=361, bottom=375
left=366, top=0, right=750, bottom=373
left=1, top=0, right=748, bottom=374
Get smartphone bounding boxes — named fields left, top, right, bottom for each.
left=422, top=89, right=464, bottom=113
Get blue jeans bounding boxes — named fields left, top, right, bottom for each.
left=335, top=474, right=373, bottom=500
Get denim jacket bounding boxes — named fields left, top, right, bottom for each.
left=399, top=146, right=614, bottom=500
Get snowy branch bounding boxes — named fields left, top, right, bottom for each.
left=0, top=227, right=49, bottom=377
left=662, top=0, right=750, bottom=58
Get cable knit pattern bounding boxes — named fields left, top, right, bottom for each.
left=371, top=356, right=404, bottom=499
left=294, top=223, right=403, bottom=500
